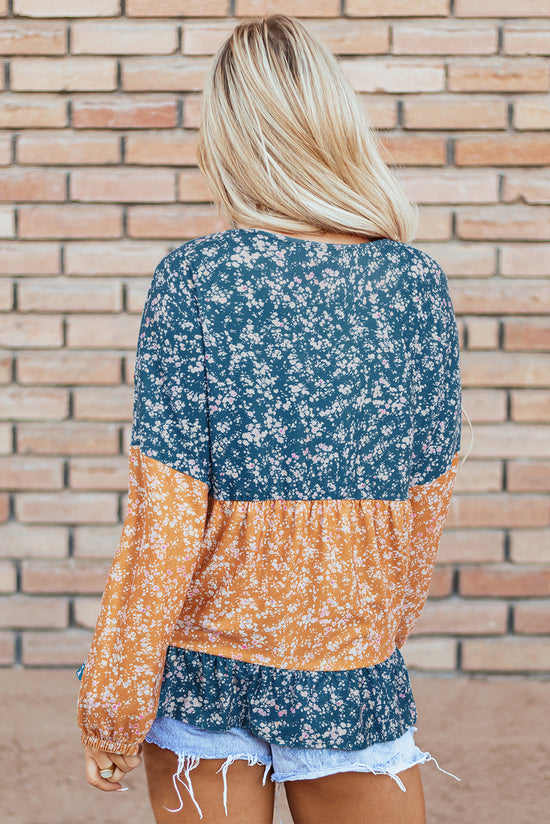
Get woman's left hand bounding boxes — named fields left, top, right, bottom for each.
left=84, top=744, right=142, bottom=792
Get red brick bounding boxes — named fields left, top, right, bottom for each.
left=74, top=597, right=101, bottom=629
left=454, top=460, right=502, bottom=493
left=18, top=205, right=123, bottom=239
left=510, top=529, right=550, bottom=563
left=124, top=279, right=149, bottom=314
left=501, top=244, right=550, bottom=277
left=462, top=351, right=549, bottom=389
left=127, top=0, right=227, bottom=14
left=346, top=0, right=447, bottom=13
left=462, top=638, right=550, bottom=673
left=503, top=318, right=550, bottom=351
left=448, top=58, right=549, bottom=93
left=503, top=170, right=550, bottom=204
left=72, top=96, right=177, bottom=129
left=396, top=169, right=498, bottom=204
left=122, top=57, right=210, bottom=92
left=73, top=386, right=132, bottom=421
left=403, top=94, right=507, bottom=130
left=0, top=562, right=16, bottom=593
left=393, top=21, right=497, bottom=55
left=415, top=242, right=496, bottom=277
left=428, top=567, right=453, bottom=597
left=11, top=58, right=116, bottom=92
left=127, top=205, right=224, bottom=239
left=460, top=565, right=550, bottom=598
left=505, top=24, right=550, bottom=56
left=183, top=95, right=201, bottom=128
left=0, top=315, right=62, bottom=348
left=18, top=278, right=121, bottom=313
left=511, top=390, right=550, bottom=424
left=125, top=131, right=198, bottom=165
left=0, top=457, right=63, bottom=490
left=18, top=131, right=120, bottom=165
left=0, top=424, right=11, bottom=455
left=458, top=204, right=550, bottom=239
left=0, top=22, right=67, bottom=54
left=0, top=242, right=59, bottom=275
left=65, top=241, right=169, bottom=275
left=22, top=630, right=92, bottom=667
left=0, top=207, right=15, bottom=238
left=0, top=169, right=66, bottom=202
left=456, top=135, right=550, bottom=166
left=416, top=207, right=452, bottom=240
left=0, top=632, right=14, bottom=665
left=18, top=422, right=119, bottom=456
left=447, top=494, right=549, bottom=529
left=73, top=525, right=122, bottom=558
left=0, top=351, right=11, bottom=381
left=514, top=96, right=550, bottom=130
left=17, top=492, right=118, bottom=524
left=236, top=0, right=339, bottom=15
left=0, top=135, right=12, bottom=165
left=400, top=638, right=456, bottom=671
left=514, top=603, right=550, bottom=634
left=0, top=523, right=67, bottom=559
left=72, top=21, right=178, bottom=55
left=462, top=282, right=550, bottom=315
left=71, top=168, right=175, bottom=203
left=507, top=462, right=550, bottom=493
left=437, top=530, right=503, bottom=565
left=340, top=58, right=444, bottom=93
left=14, top=0, right=120, bottom=15
left=379, top=135, right=447, bottom=166
left=358, top=96, right=398, bottom=129
left=183, top=19, right=388, bottom=56
left=411, top=599, right=507, bottom=635
left=69, top=457, right=129, bottom=490
left=22, top=559, right=110, bottom=593
left=124, top=352, right=136, bottom=385
left=456, top=0, right=550, bottom=15
left=17, top=351, right=121, bottom=385
left=0, top=596, right=67, bottom=629
left=458, top=424, right=550, bottom=460
left=465, top=317, right=499, bottom=350
left=0, top=95, right=66, bottom=128
left=177, top=169, right=212, bottom=202
left=0, top=493, right=8, bottom=523
left=67, top=314, right=140, bottom=349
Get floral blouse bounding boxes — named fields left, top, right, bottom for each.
left=77, top=227, right=462, bottom=756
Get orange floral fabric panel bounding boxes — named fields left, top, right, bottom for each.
left=77, top=445, right=209, bottom=755
left=171, top=496, right=411, bottom=671
left=395, top=450, right=460, bottom=648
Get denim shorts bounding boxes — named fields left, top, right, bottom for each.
left=145, top=717, right=461, bottom=821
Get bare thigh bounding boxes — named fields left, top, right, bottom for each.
left=142, top=740, right=275, bottom=824
left=284, top=764, right=426, bottom=824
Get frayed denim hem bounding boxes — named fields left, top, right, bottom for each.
left=158, top=748, right=284, bottom=822
left=272, top=750, right=462, bottom=793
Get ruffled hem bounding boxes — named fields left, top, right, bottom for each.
left=155, top=645, right=417, bottom=751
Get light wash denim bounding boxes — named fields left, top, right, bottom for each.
left=145, top=717, right=461, bottom=821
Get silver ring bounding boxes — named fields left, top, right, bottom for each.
left=100, top=766, right=115, bottom=779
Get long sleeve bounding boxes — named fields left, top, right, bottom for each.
left=395, top=250, right=462, bottom=649
left=77, top=248, right=211, bottom=755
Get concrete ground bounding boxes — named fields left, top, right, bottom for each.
left=1, top=670, right=549, bottom=824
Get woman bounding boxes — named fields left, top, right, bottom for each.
left=77, top=14, right=468, bottom=824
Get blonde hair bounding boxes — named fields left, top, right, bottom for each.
left=197, top=14, right=419, bottom=242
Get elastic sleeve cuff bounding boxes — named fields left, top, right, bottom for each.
left=81, top=733, right=142, bottom=756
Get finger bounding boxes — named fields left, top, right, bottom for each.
left=84, top=754, right=122, bottom=792
left=110, top=753, right=141, bottom=774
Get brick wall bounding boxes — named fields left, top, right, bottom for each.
left=0, top=1, right=549, bottom=676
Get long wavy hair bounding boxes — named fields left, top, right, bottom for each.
left=196, top=13, right=419, bottom=242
